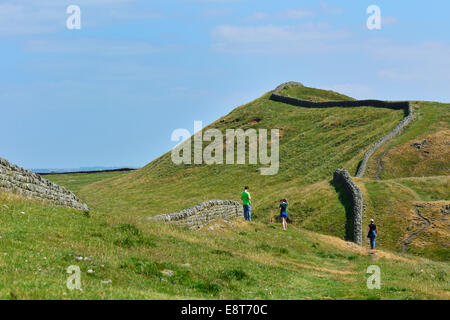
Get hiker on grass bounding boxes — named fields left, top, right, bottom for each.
left=367, top=219, right=377, bottom=250
left=279, top=198, right=288, bottom=231
left=241, top=186, right=251, bottom=222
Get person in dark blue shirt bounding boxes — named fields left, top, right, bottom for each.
left=279, top=198, right=288, bottom=231
left=367, top=219, right=377, bottom=250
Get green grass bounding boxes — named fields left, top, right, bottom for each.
left=44, top=171, right=132, bottom=195
left=391, top=176, right=450, bottom=201
left=357, top=177, right=449, bottom=261
left=280, top=85, right=354, bottom=102
left=2, top=83, right=448, bottom=299
left=365, top=101, right=450, bottom=179
left=1, top=191, right=449, bottom=299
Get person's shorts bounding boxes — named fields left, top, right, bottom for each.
left=280, top=212, right=288, bottom=219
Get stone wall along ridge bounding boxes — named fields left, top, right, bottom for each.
left=270, top=82, right=414, bottom=177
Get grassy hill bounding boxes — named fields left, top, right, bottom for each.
left=1, top=190, right=449, bottom=299
left=80, top=86, right=405, bottom=220
left=2, top=83, right=448, bottom=299
left=74, top=84, right=448, bottom=259
left=365, top=101, right=449, bottom=179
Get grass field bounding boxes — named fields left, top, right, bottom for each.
left=1, top=83, right=448, bottom=299
left=42, top=171, right=132, bottom=194
left=1, top=190, right=449, bottom=299
left=279, top=85, right=354, bottom=102
left=357, top=177, right=449, bottom=261
left=365, top=101, right=450, bottom=179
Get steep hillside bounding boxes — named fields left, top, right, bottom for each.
left=1, top=190, right=449, bottom=299
left=80, top=85, right=404, bottom=221
left=365, top=101, right=449, bottom=179
left=73, top=83, right=448, bottom=261
left=357, top=177, right=449, bottom=261
left=21, top=82, right=446, bottom=299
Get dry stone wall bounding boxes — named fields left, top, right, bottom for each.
left=333, top=169, right=363, bottom=245
left=148, top=200, right=243, bottom=229
left=355, top=102, right=413, bottom=177
left=270, top=81, right=414, bottom=178
left=271, top=82, right=415, bottom=245
left=0, top=158, right=89, bottom=211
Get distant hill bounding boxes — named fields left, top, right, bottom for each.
left=32, top=166, right=138, bottom=174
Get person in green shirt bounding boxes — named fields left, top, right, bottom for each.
left=241, top=186, right=251, bottom=222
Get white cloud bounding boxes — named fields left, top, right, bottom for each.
left=329, top=84, right=373, bottom=99
left=278, top=8, right=315, bottom=19
left=0, top=0, right=158, bottom=36
left=377, top=70, right=416, bottom=81
left=24, top=38, right=168, bottom=55
left=203, top=8, right=234, bottom=18
left=320, top=2, right=343, bottom=14
left=369, top=40, right=450, bottom=62
left=372, top=41, right=450, bottom=82
left=0, top=3, right=63, bottom=35
left=247, top=12, right=270, bottom=21
left=211, top=23, right=350, bottom=54
left=382, top=16, right=397, bottom=26
left=247, top=7, right=315, bottom=21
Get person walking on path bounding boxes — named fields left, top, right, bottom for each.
left=367, top=219, right=377, bottom=250
left=279, top=198, right=288, bottom=231
left=241, top=186, right=251, bottom=222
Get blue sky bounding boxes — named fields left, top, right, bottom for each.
left=1, top=0, right=449, bottom=169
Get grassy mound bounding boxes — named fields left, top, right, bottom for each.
left=79, top=86, right=404, bottom=219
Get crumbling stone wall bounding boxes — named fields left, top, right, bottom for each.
left=333, top=169, right=363, bottom=245
left=0, top=158, right=89, bottom=211
left=148, top=200, right=243, bottom=229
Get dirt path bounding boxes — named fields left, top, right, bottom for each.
left=402, top=206, right=431, bottom=253
left=376, top=146, right=391, bottom=180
